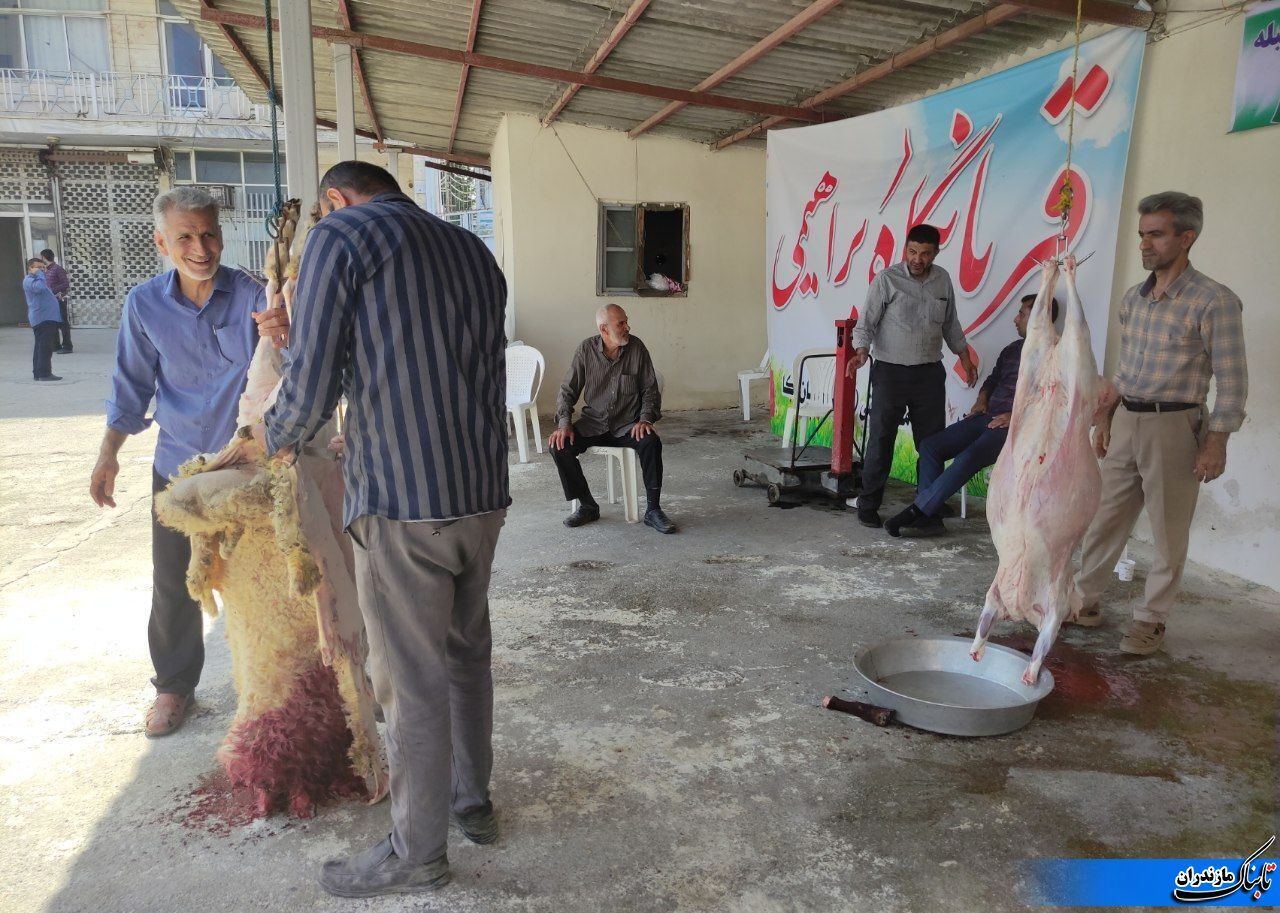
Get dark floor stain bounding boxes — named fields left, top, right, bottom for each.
left=569, top=559, right=616, bottom=571
left=703, top=554, right=766, bottom=565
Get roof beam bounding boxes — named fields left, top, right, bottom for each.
left=336, top=0, right=383, bottom=144
left=198, top=7, right=826, bottom=124
left=543, top=0, right=651, bottom=127
left=447, top=0, right=484, bottom=152
left=200, top=0, right=272, bottom=92
left=628, top=0, right=842, bottom=139
left=1007, top=0, right=1156, bottom=29
left=375, top=143, right=490, bottom=169
left=202, top=2, right=379, bottom=141
left=711, top=4, right=1024, bottom=151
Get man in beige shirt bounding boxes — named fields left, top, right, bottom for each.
left=1074, top=191, right=1248, bottom=655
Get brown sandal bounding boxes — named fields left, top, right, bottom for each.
left=145, top=693, right=193, bottom=738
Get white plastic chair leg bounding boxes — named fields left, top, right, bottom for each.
left=529, top=407, right=543, bottom=454
left=606, top=452, right=618, bottom=503
left=622, top=449, right=640, bottom=523
left=781, top=410, right=796, bottom=446
left=796, top=416, right=809, bottom=447
left=511, top=408, right=529, bottom=463
left=739, top=377, right=752, bottom=421
left=961, top=486, right=968, bottom=519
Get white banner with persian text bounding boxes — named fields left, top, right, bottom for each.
left=764, top=29, right=1145, bottom=449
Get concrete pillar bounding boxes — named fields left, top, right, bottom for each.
left=280, top=0, right=319, bottom=212
left=385, top=148, right=401, bottom=184
left=333, top=44, right=356, bottom=161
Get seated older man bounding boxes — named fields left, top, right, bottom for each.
left=885, top=292, right=1059, bottom=537
left=549, top=304, right=676, bottom=534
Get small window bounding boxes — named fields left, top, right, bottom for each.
left=597, top=202, right=689, bottom=297
left=194, top=149, right=241, bottom=183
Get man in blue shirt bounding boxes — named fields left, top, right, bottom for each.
left=23, top=258, right=63, bottom=381
left=264, top=161, right=509, bottom=899
left=884, top=292, right=1058, bottom=537
left=88, top=186, right=289, bottom=738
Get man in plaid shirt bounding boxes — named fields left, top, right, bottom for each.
left=1074, top=192, right=1247, bottom=655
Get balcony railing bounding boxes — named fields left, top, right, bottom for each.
left=0, top=68, right=275, bottom=125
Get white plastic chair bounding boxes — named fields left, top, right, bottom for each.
left=737, top=350, right=770, bottom=421
left=781, top=348, right=837, bottom=447
left=575, top=370, right=665, bottom=524
left=506, top=344, right=544, bottom=463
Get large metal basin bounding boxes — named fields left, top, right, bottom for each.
left=852, top=636, right=1054, bottom=737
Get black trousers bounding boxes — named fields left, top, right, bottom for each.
left=150, top=469, right=204, bottom=695
left=551, top=427, right=663, bottom=502
left=57, top=295, right=72, bottom=350
left=31, top=320, right=58, bottom=379
left=856, top=360, right=948, bottom=511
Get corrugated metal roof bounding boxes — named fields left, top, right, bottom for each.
left=175, top=0, right=1123, bottom=163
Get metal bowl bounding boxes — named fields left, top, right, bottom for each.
left=852, top=636, right=1055, bottom=737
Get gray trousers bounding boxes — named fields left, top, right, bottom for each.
left=349, top=510, right=505, bottom=864
left=150, top=469, right=204, bottom=695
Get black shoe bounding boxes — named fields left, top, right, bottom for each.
left=856, top=509, right=882, bottom=528
left=452, top=803, right=499, bottom=845
left=884, top=505, right=923, bottom=538
left=935, top=502, right=956, bottom=518
left=54, top=347, right=72, bottom=355
left=644, top=507, right=677, bottom=534
left=904, top=517, right=945, bottom=538
left=35, top=375, right=62, bottom=382
left=564, top=504, right=600, bottom=528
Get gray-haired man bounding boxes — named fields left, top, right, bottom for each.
left=89, top=186, right=289, bottom=737
left=1074, top=192, right=1248, bottom=655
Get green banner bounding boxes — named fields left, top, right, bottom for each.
left=1231, top=1, right=1280, bottom=133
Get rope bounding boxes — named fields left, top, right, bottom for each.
left=263, top=0, right=285, bottom=245
left=1056, top=0, right=1084, bottom=261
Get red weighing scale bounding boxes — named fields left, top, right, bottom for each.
left=734, top=318, right=866, bottom=505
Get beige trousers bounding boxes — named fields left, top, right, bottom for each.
left=1076, top=405, right=1203, bottom=625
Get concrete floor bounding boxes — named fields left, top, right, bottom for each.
left=1, top=327, right=1277, bottom=913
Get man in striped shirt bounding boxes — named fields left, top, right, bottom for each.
left=264, top=162, right=510, bottom=898
left=1074, top=192, right=1248, bottom=656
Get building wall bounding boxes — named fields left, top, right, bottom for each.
left=109, top=0, right=165, bottom=74
left=1112, top=18, right=1279, bottom=591
left=490, top=113, right=767, bottom=412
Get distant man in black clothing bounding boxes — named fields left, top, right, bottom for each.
left=40, top=248, right=72, bottom=354
left=550, top=303, right=676, bottom=534
left=884, top=293, right=1059, bottom=537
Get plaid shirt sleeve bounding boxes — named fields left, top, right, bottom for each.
left=1202, top=290, right=1248, bottom=433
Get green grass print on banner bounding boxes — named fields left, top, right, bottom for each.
left=768, top=363, right=990, bottom=498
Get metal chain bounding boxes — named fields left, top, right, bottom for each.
left=263, top=0, right=285, bottom=241
left=1056, top=0, right=1084, bottom=261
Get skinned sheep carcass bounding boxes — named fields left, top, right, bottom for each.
left=969, top=256, right=1118, bottom=685
left=156, top=201, right=388, bottom=818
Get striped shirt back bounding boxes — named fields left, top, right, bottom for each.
left=265, top=192, right=510, bottom=526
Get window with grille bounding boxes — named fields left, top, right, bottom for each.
left=597, top=202, right=689, bottom=297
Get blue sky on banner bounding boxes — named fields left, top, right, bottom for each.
left=765, top=28, right=1144, bottom=414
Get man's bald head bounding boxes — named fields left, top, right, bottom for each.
left=596, top=303, right=631, bottom=350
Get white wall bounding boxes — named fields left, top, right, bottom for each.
left=1110, top=16, right=1280, bottom=591
left=490, top=113, right=766, bottom=412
